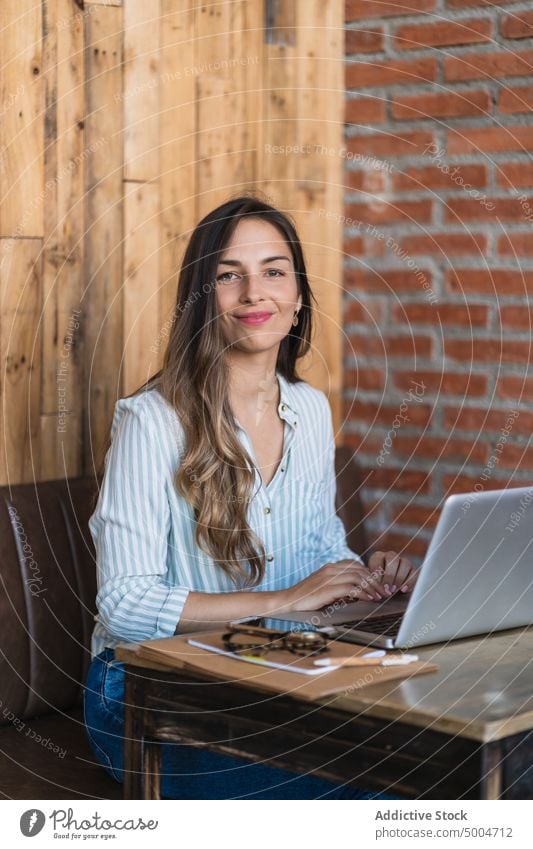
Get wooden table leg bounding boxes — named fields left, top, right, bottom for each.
left=143, top=740, right=162, bottom=800
left=123, top=666, right=146, bottom=799
left=480, top=742, right=503, bottom=799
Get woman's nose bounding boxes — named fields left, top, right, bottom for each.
left=240, top=271, right=265, bottom=299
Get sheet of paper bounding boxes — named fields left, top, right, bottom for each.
left=186, top=639, right=384, bottom=676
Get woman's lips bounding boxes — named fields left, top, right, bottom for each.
left=234, top=313, right=272, bottom=325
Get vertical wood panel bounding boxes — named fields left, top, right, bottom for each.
left=194, top=2, right=263, bottom=218
left=0, top=239, right=42, bottom=483
left=195, top=2, right=234, bottom=218
left=123, top=0, right=160, bottom=182
left=0, top=0, right=43, bottom=238
left=261, top=14, right=298, bottom=211
left=84, top=3, right=124, bottom=471
left=123, top=182, right=160, bottom=395
left=40, top=0, right=85, bottom=478
left=228, top=2, right=264, bottom=192
left=294, top=0, right=345, bottom=429
left=158, top=0, right=197, bottom=342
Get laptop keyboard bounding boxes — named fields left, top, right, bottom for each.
left=337, top=613, right=404, bottom=637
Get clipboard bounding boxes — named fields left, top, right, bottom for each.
left=135, top=629, right=439, bottom=702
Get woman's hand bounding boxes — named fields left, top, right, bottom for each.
left=279, top=560, right=391, bottom=613
left=177, top=552, right=420, bottom=631
left=367, top=550, right=419, bottom=596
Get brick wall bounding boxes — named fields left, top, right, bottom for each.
left=343, top=0, right=533, bottom=562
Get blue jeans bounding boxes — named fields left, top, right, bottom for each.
left=83, top=648, right=401, bottom=800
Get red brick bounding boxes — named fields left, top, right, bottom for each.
left=346, top=169, right=386, bottom=192
left=345, top=199, right=433, bottom=225
left=391, top=501, right=441, bottom=528
left=400, top=233, right=488, bottom=256
left=347, top=268, right=433, bottom=293
left=499, top=85, right=533, bottom=114
left=344, top=298, right=384, bottom=324
left=359, top=466, right=431, bottom=494
left=346, top=0, right=436, bottom=20
left=496, top=161, right=533, bottom=188
left=369, top=530, right=428, bottom=559
left=392, top=435, right=488, bottom=464
left=498, top=232, right=533, bottom=256
left=444, top=337, right=532, bottom=365
left=393, top=370, right=487, bottom=396
left=444, top=406, right=532, bottom=435
left=496, top=442, right=533, bottom=469
left=344, top=236, right=364, bottom=259
left=501, top=11, right=533, bottom=39
left=393, top=302, right=488, bottom=326
left=445, top=49, right=533, bottom=82
left=344, top=367, right=386, bottom=391
left=448, top=126, right=533, bottom=154
left=442, top=473, right=508, bottom=496
left=395, top=18, right=492, bottom=50
left=500, top=305, right=533, bottom=329
left=393, top=163, right=487, bottom=192
left=347, top=131, right=434, bottom=158
left=447, top=0, right=520, bottom=7
left=361, top=234, right=387, bottom=258
left=346, top=26, right=384, bottom=53
left=345, top=96, right=386, bottom=124
left=342, top=432, right=389, bottom=456
left=392, top=89, right=490, bottom=120
left=497, top=375, right=533, bottom=402
left=346, top=332, right=434, bottom=359
left=343, top=398, right=433, bottom=428
left=346, top=56, right=437, bottom=89
left=447, top=268, right=533, bottom=295
left=444, top=196, right=527, bottom=222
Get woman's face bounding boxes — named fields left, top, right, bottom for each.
left=215, top=218, right=302, bottom=356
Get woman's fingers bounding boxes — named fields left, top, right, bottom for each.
left=392, top=557, right=418, bottom=593
left=398, top=564, right=419, bottom=592
left=320, top=562, right=388, bottom=601
left=369, top=551, right=417, bottom=594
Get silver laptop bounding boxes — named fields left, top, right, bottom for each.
left=296, top=485, right=533, bottom=649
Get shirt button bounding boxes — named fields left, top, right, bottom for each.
left=266, top=554, right=274, bottom=562
left=264, top=506, right=271, bottom=514
left=281, top=403, right=287, bottom=412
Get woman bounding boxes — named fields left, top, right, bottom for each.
left=83, top=194, right=418, bottom=799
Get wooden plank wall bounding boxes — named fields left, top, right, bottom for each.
left=0, top=0, right=345, bottom=485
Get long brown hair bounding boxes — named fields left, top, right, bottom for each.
left=94, top=193, right=317, bottom=587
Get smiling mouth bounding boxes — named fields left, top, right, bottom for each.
left=234, top=313, right=273, bottom=324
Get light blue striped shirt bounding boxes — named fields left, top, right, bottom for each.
left=88, top=371, right=363, bottom=659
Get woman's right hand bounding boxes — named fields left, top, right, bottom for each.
left=279, top=560, right=388, bottom=613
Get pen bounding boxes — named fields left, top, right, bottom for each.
left=313, top=653, right=419, bottom=668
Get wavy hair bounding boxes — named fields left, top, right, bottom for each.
left=94, top=193, right=317, bottom=587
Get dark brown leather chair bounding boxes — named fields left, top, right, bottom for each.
left=0, top=477, right=121, bottom=799
left=0, top=447, right=366, bottom=799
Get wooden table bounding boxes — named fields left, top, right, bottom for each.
left=115, top=625, right=533, bottom=800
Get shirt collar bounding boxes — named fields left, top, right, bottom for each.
left=275, top=370, right=299, bottom=429
left=232, top=370, right=299, bottom=431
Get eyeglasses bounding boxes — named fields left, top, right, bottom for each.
left=221, top=625, right=329, bottom=657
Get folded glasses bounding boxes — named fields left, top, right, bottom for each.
left=221, top=624, right=329, bottom=657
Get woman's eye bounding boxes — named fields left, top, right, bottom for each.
left=217, top=271, right=239, bottom=283
left=265, top=269, right=285, bottom=277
